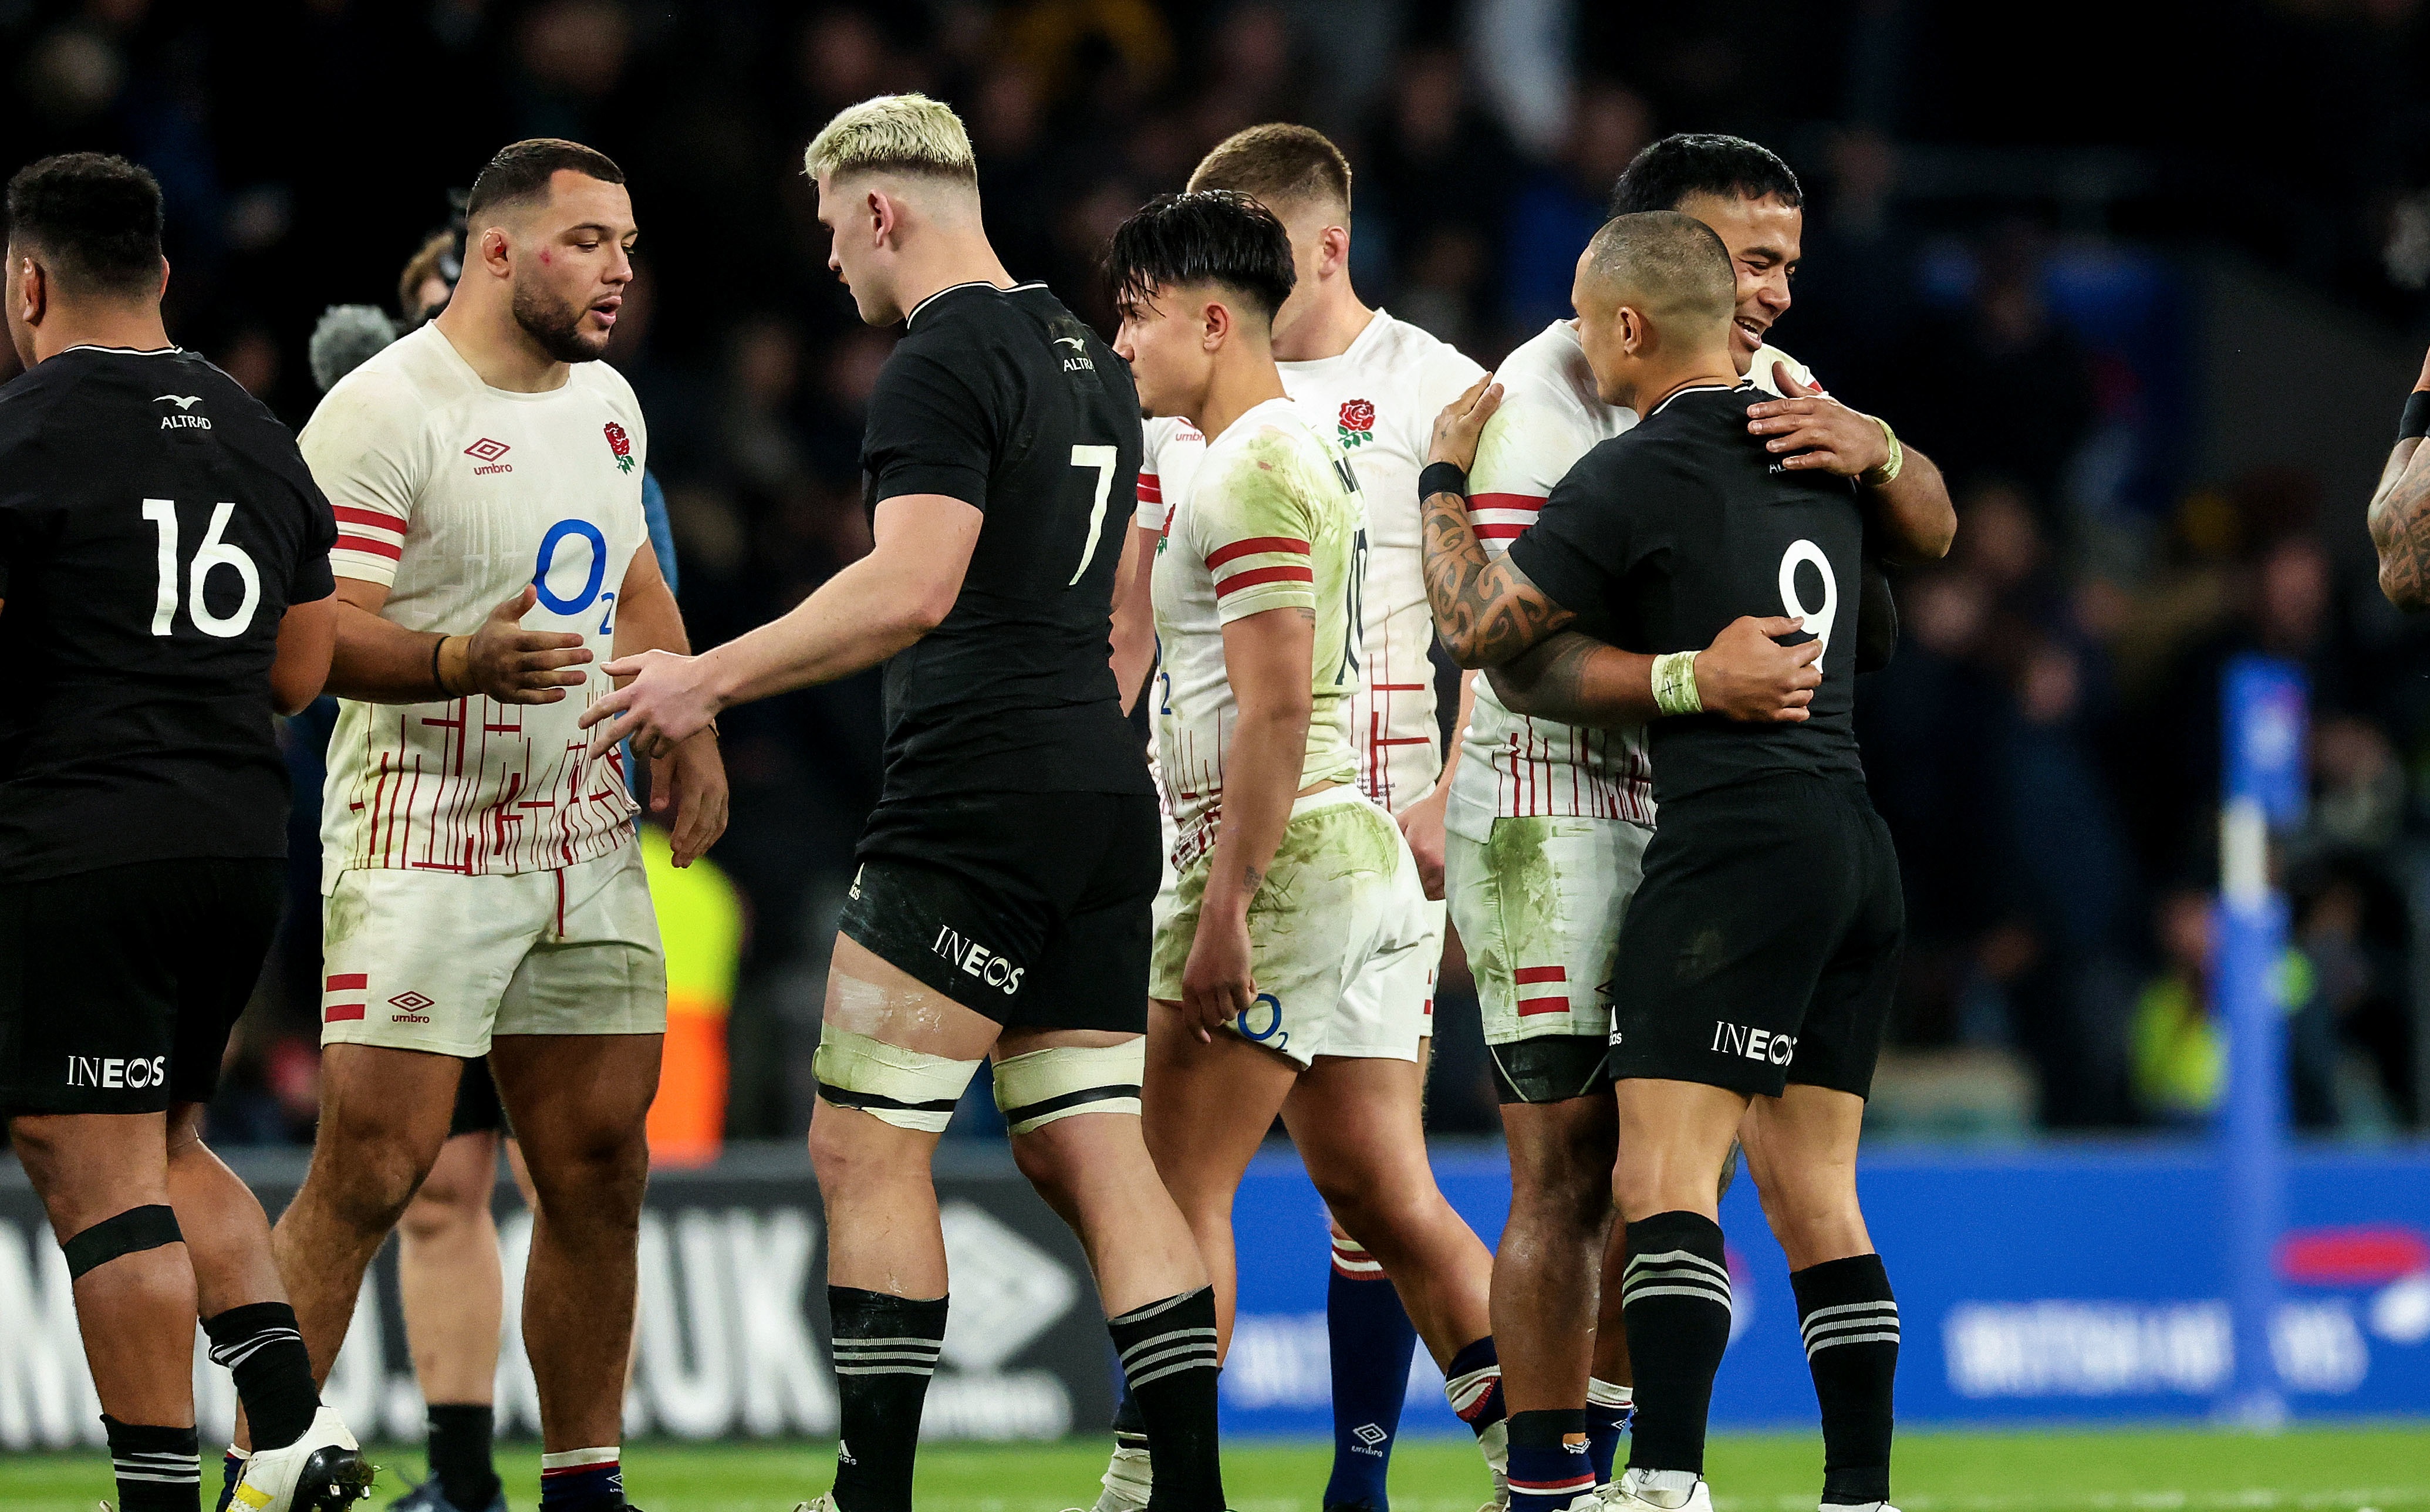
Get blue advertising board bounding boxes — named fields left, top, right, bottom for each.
left=1220, top=1144, right=2430, bottom=1434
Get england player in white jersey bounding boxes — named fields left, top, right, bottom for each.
left=1427, top=136, right=1956, bottom=1511
left=1105, top=126, right=1494, bottom=1512
left=266, top=141, right=727, bottom=1512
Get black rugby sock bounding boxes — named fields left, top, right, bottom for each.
left=1619, top=1211, right=1733, bottom=1477
left=427, top=1402, right=502, bottom=1510
left=201, top=1302, right=318, bottom=1453
left=1109, top=1288, right=1224, bottom=1512
left=106, top=1416, right=201, bottom=1512
left=828, top=1286, right=947, bottom=1512
left=1792, top=1254, right=1899, bottom=1507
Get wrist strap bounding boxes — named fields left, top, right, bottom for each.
left=1652, top=650, right=1703, bottom=717
left=1419, top=461, right=1469, bottom=502
left=1858, top=416, right=1904, bottom=488
left=430, top=636, right=454, bottom=699
left=2402, top=390, right=2430, bottom=441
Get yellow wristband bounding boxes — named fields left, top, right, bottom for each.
left=1652, top=650, right=1703, bottom=717
left=1859, top=417, right=1904, bottom=488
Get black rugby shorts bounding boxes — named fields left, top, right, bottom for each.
left=839, top=790, right=1160, bottom=1033
left=0, top=858, right=284, bottom=1116
left=1605, top=773, right=1904, bottom=1099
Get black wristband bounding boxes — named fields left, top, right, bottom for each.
left=430, top=635, right=452, bottom=698
left=1419, top=461, right=1468, bottom=502
left=2403, top=390, right=2430, bottom=442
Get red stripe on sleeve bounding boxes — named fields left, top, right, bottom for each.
left=323, top=1004, right=366, bottom=1022
left=1516, top=995, right=1571, bottom=1017
left=325, top=973, right=367, bottom=991
left=1138, top=475, right=1162, bottom=504
left=1472, top=492, right=1546, bottom=512
left=1514, top=966, right=1568, bottom=984
left=1206, top=535, right=1310, bottom=569
left=334, top=534, right=404, bottom=560
left=1476, top=524, right=1531, bottom=539
left=330, top=506, right=404, bottom=534
left=1214, top=563, right=1315, bottom=597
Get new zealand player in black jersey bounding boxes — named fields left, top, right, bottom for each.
left=0, top=154, right=367, bottom=1512
left=1419, top=214, right=1923, bottom=1512
left=581, top=97, right=1223, bottom=1512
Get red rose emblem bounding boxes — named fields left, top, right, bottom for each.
left=1339, top=399, right=1375, bottom=433
left=603, top=420, right=635, bottom=473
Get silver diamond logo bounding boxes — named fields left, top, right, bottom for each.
left=1352, top=1422, right=1388, bottom=1447
left=937, top=1201, right=1078, bottom=1372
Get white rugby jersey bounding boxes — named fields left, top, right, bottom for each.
left=1446, top=322, right=1815, bottom=842
left=301, top=323, right=650, bottom=890
left=1151, top=397, right=1365, bottom=868
left=1136, top=311, right=1483, bottom=815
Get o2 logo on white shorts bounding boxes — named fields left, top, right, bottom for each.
left=1237, top=992, right=1289, bottom=1052
left=66, top=1055, right=169, bottom=1089
left=1711, top=1021, right=1796, bottom=1066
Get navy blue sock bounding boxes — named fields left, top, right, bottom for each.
left=214, top=1450, right=245, bottom=1512
left=1444, top=1335, right=1506, bottom=1436
left=538, top=1448, right=622, bottom=1512
left=1505, top=1409, right=1595, bottom=1512
left=1322, top=1234, right=1417, bottom=1510
left=1584, top=1379, right=1633, bottom=1482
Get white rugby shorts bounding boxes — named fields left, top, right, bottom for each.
left=1445, top=814, right=1651, bottom=1047
left=319, top=842, right=666, bottom=1056
left=1151, top=788, right=1430, bottom=1067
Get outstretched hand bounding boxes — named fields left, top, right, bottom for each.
left=1743, top=363, right=1891, bottom=479
left=579, top=647, right=719, bottom=760
left=460, top=585, right=592, bottom=704
left=1427, top=374, right=1504, bottom=474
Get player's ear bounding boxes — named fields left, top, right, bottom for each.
left=476, top=226, right=512, bottom=279
left=1201, top=298, right=1229, bottom=352
left=866, top=190, right=895, bottom=248
left=1321, top=225, right=1349, bottom=277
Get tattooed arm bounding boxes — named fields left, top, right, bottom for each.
left=2369, top=436, right=2430, bottom=612
left=1422, top=376, right=1578, bottom=666
left=1487, top=617, right=1825, bottom=727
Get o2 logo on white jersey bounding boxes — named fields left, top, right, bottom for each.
left=534, top=518, right=616, bottom=633
left=1777, top=539, right=1837, bottom=669
left=1237, top=991, right=1288, bottom=1051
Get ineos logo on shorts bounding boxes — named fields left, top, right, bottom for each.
left=66, top=1055, right=168, bottom=1089
left=1712, top=1020, right=1796, bottom=1066
left=933, top=926, right=1025, bottom=994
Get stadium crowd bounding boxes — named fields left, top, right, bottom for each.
left=4, top=0, right=2426, bottom=1139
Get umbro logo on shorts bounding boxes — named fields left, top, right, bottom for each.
left=932, top=924, right=1024, bottom=994
left=1712, top=1020, right=1796, bottom=1066
left=66, top=1055, right=168, bottom=1089
left=390, top=989, right=435, bottom=1024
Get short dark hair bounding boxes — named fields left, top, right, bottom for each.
left=1609, top=133, right=1803, bottom=217
left=1189, top=124, right=1353, bottom=218
left=464, top=138, right=626, bottom=222
left=4, top=152, right=165, bottom=299
left=1107, top=191, right=1297, bottom=325
left=1584, top=211, right=1736, bottom=330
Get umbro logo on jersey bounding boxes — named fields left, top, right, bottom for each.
left=154, top=393, right=211, bottom=430
left=932, top=924, right=1025, bottom=994
left=465, top=437, right=514, bottom=475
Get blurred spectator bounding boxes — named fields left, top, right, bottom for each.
left=1500, top=80, right=1652, bottom=331
left=2132, top=890, right=2225, bottom=1126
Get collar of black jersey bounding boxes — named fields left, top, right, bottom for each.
left=1647, top=379, right=1758, bottom=418
left=903, top=280, right=1047, bottom=330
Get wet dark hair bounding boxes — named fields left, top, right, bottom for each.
left=1609, top=133, right=1803, bottom=217
left=1106, top=191, right=1297, bottom=325
left=465, top=137, right=626, bottom=222
left=4, top=152, right=165, bottom=299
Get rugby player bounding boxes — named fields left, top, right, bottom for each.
left=0, top=152, right=367, bottom=1512
left=1433, top=135, right=1950, bottom=1508
left=580, top=96, right=1225, bottom=1512
left=263, top=138, right=727, bottom=1512
left=1426, top=211, right=1928, bottom=1512
left=1103, top=123, right=1491, bottom=1512
left=2367, top=344, right=2430, bottom=610
left=1102, top=188, right=1508, bottom=1510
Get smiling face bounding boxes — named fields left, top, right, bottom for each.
left=1674, top=190, right=1801, bottom=369
left=496, top=170, right=635, bottom=363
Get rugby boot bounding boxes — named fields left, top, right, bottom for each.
left=1597, top=1470, right=1711, bottom=1512
left=228, top=1406, right=373, bottom=1511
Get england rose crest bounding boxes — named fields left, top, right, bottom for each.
left=603, top=420, right=635, bottom=474
left=1338, top=397, right=1375, bottom=450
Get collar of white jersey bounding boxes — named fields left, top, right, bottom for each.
left=904, top=279, right=1047, bottom=330
left=1646, top=380, right=1753, bottom=419
left=1278, top=305, right=1392, bottom=375
left=61, top=343, right=182, bottom=356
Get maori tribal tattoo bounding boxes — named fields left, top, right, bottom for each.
left=1420, top=486, right=1574, bottom=666
left=1484, top=630, right=1611, bottom=724
left=2370, top=437, right=2430, bottom=612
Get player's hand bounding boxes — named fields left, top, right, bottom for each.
left=1695, top=616, right=1821, bottom=723
left=1180, top=912, right=1256, bottom=1043
left=650, top=728, right=729, bottom=868
left=463, top=585, right=592, bottom=704
left=1397, top=788, right=1450, bottom=901
left=1744, top=363, right=1890, bottom=478
left=579, top=647, right=721, bottom=760
left=1426, top=375, right=1504, bottom=475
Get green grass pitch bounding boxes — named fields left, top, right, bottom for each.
left=2, top=1429, right=2424, bottom=1512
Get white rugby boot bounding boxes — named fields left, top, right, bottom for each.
left=227, top=1407, right=372, bottom=1512
left=1597, top=1469, right=1712, bottom=1511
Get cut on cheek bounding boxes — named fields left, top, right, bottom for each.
left=539, top=249, right=553, bottom=265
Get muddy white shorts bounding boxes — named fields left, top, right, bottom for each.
left=319, top=842, right=666, bottom=1057
left=1151, top=788, right=1430, bottom=1068
left=1446, top=815, right=1651, bottom=1048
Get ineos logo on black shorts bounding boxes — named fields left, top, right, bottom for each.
left=933, top=925, right=1025, bottom=995
left=1711, top=1021, right=1796, bottom=1066
left=67, top=1055, right=168, bottom=1089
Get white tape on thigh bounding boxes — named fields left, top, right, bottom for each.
left=812, top=1027, right=981, bottom=1132
left=992, top=1039, right=1147, bottom=1135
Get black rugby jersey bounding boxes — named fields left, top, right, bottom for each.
left=860, top=281, right=1154, bottom=801
left=0, top=346, right=336, bottom=881
left=1506, top=381, right=1867, bottom=803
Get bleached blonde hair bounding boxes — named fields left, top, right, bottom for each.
left=804, top=93, right=978, bottom=187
